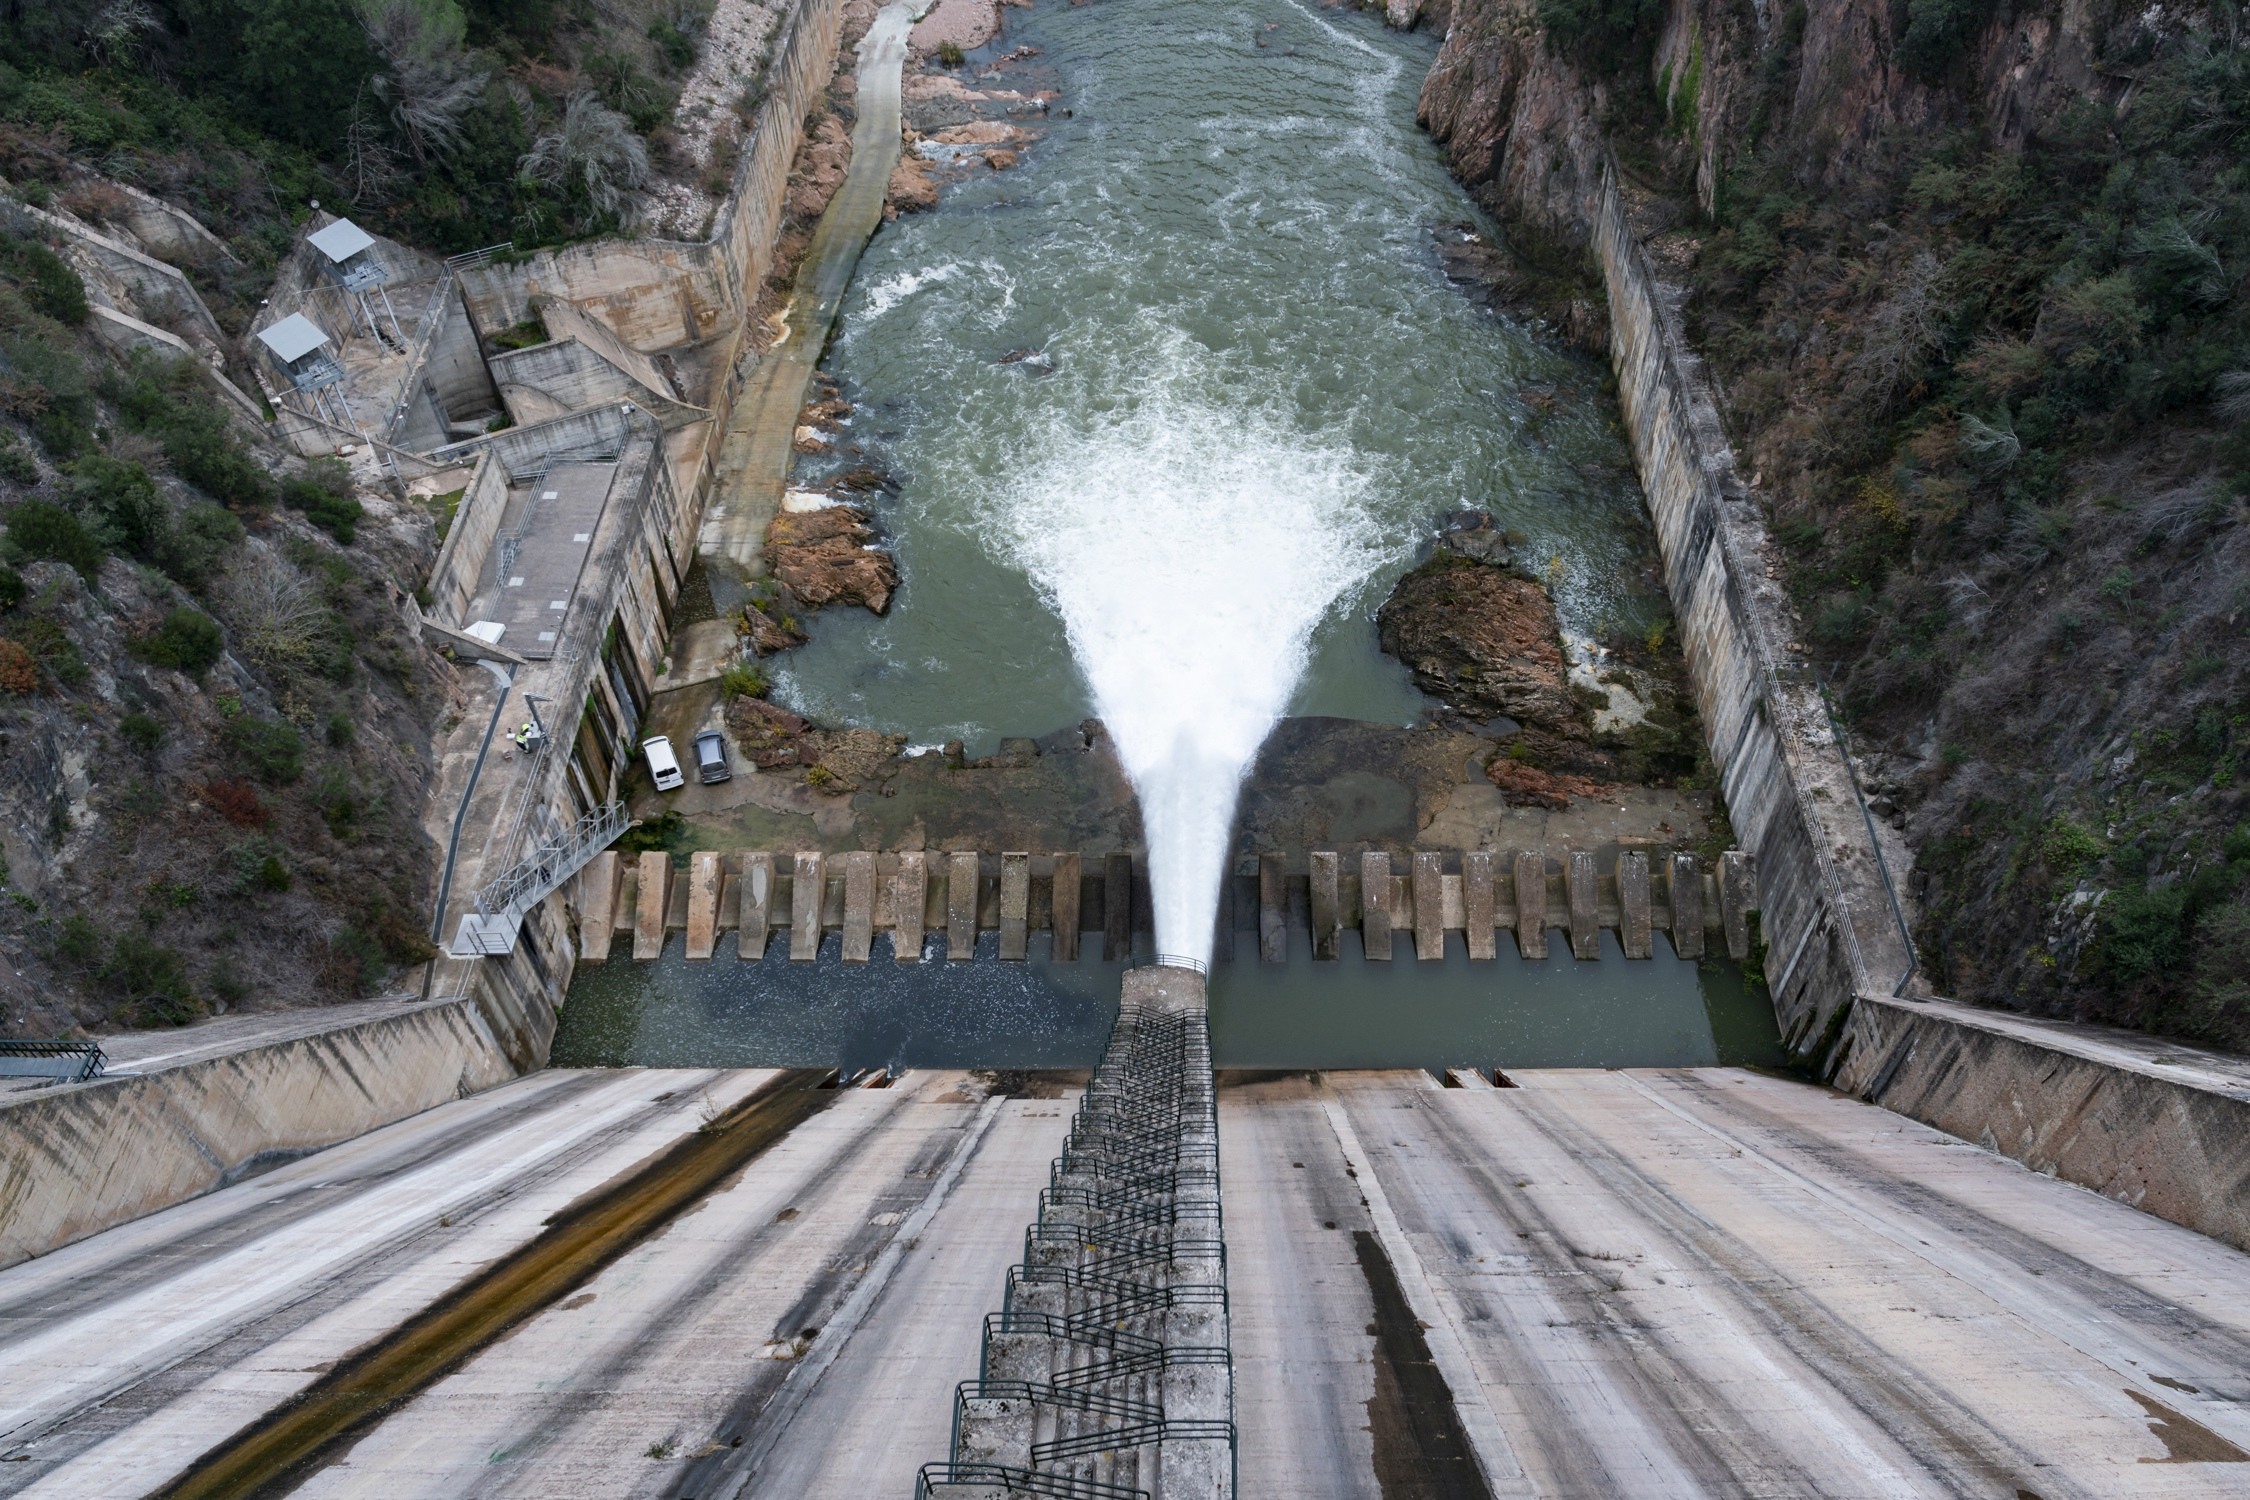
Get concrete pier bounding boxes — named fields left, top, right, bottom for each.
left=577, top=845, right=1755, bottom=965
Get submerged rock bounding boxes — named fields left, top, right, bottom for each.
left=1376, top=552, right=1581, bottom=732
left=765, top=504, right=899, bottom=614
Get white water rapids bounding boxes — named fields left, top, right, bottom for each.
left=990, top=385, right=1388, bottom=962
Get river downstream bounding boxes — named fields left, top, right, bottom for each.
left=776, top=0, right=1665, bottom=742
left=552, top=0, right=1781, bottom=1071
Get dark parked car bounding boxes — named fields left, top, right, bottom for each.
left=693, top=729, right=733, bottom=785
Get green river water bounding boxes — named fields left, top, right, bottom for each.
left=552, top=0, right=1785, bottom=1072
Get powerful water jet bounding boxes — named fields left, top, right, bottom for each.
left=989, top=378, right=1390, bottom=960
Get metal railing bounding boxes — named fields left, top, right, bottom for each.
left=444, top=242, right=515, bottom=273
left=473, top=799, right=631, bottom=925
left=920, top=971, right=1234, bottom=1496
left=916, top=1464, right=1147, bottom=1500
left=0, top=1040, right=106, bottom=1082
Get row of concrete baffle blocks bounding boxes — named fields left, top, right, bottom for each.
left=575, top=847, right=1758, bottom=964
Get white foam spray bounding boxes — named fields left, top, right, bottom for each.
left=988, top=379, right=1390, bottom=963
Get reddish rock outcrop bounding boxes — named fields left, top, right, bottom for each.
left=765, top=505, right=899, bottom=614
left=1376, top=554, right=1582, bottom=733
left=726, top=696, right=813, bottom=767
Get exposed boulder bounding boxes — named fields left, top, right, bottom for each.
left=887, top=154, right=939, bottom=214
left=765, top=505, right=899, bottom=614
left=726, top=696, right=812, bottom=767
left=737, top=604, right=805, bottom=657
left=1376, top=550, right=1581, bottom=732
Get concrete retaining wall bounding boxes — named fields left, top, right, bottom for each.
left=427, top=452, right=510, bottom=626
left=454, top=0, right=844, bottom=357
left=0, top=992, right=543, bottom=1270
left=1590, top=166, right=1911, bottom=1059
left=1833, top=992, right=2250, bottom=1252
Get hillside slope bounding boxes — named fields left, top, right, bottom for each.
left=1414, top=0, right=2250, bottom=1047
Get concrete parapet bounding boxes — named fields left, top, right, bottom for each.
left=0, top=995, right=529, bottom=1270
left=1833, top=992, right=2250, bottom=1253
left=1592, top=163, right=1911, bottom=1058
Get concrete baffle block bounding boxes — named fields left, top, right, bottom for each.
left=1259, top=852, right=1287, bottom=965
left=577, top=850, right=620, bottom=962
left=1568, top=849, right=1599, bottom=960
left=1413, top=851, right=1445, bottom=961
left=684, top=851, right=721, bottom=960
left=1720, top=850, right=1756, bottom=960
left=1361, top=851, right=1393, bottom=961
left=633, top=851, right=670, bottom=961
left=947, top=851, right=979, bottom=961
left=999, top=852, right=1030, bottom=960
left=1309, top=850, right=1341, bottom=960
left=1103, top=851, right=1133, bottom=962
left=790, top=851, right=825, bottom=961
left=1671, top=852, right=1706, bottom=959
left=840, top=851, right=875, bottom=963
left=893, top=850, right=927, bottom=963
left=1049, top=851, right=1080, bottom=962
left=1463, top=850, right=1496, bottom=961
left=738, top=852, right=773, bottom=962
left=1513, top=850, right=1547, bottom=960
left=1618, top=850, right=1652, bottom=959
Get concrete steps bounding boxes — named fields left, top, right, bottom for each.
left=576, top=845, right=1760, bottom=964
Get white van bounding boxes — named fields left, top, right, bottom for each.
left=642, top=735, right=685, bottom=792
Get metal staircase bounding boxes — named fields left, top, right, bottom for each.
left=918, top=965, right=1235, bottom=1500
left=450, top=800, right=631, bottom=956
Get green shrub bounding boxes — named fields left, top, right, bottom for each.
left=223, top=716, right=304, bottom=784
left=70, top=455, right=166, bottom=558
left=132, top=607, right=226, bottom=675
left=648, top=16, right=698, bottom=70
left=54, top=913, right=103, bottom=968
left=0, top=236, right=88, bottom=325
left=1896, top=0, right=1998, bottom=79
left=120, top=712, right=165, bottom=755
left=0, top=432, right=38, bottom=486
left=1537, top=0, right=1664, bottom=68
left=314, top=764, right=362, bottom=840
left=280, top=466, right=363, bottom=544
left=0, top=563, right=23, bottom=610
left=320, top=924, right=387, bottom=995
left=719, top=664, right=769, bottom=699
left=157, top=501, right=244, bottom=591
left=103, top=932, right=199, bottom=1025
left=6, top=498, right=102, bottom=578
left=937, top=39, right=965, bottom=66
left=233, top=836, right=291, bottom=893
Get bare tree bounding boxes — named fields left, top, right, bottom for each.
left=355, top=0, right=489, bottom=165
left=520, top=91, right=650, bottom=220
left=222, top=543, right=333, bottom=682
left=343, top=83, right=402, bottom=206
left=2217, top=367, right=2250, bottom=426
left=82, top=0, right=160, bottom=66
left=1851, top=250, right=1946, bottom=412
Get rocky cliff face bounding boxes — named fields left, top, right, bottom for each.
left=1413, top=0, right=2250, bottom=1048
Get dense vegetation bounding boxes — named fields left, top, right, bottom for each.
left=1640, top=20, right=2250, bottom=1045
left=0, top=229, right=434, bottom=1027
left=0, top=0, right=716, bottom=284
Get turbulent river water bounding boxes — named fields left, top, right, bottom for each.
left=774, top=0, right=1674, bottom=961
left=550, top=0, right=1784, bottom=1071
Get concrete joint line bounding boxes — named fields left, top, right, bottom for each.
left=1613, top=1073, right=2250, bottom=1448
left=713, top=1092, right=1007, bottom=1497
left=1318, top=1096, right=1532, bottom=1497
